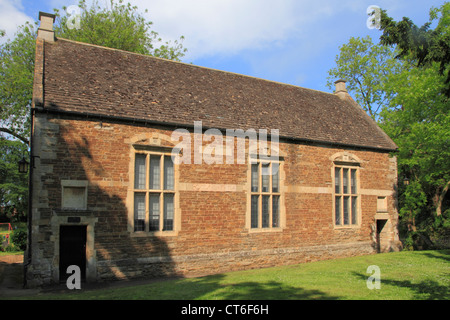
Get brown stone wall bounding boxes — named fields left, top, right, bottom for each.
left=26, top=113, right=401, bottom=286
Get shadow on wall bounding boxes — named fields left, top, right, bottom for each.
left=55, top=121, right=179, bottom=283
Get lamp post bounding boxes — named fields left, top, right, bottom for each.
left=18, top=156, right=29, bottom=174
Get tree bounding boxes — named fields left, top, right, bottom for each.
left=0, top=138, right=29, bottom=222
left=54, top=0, right=187, bottom=61
left=0, top=21, right=37, bottom=144
left=378, top=3, right=450, bottom=222
left=378, top=4, right=450, bottom=247
left=379, top=2, right=450, bottom=97
left=326, top=36, right=405, bottom=120
left=328, top=4, right=450, bottom=249
left=380, top=60, right=450, bottom=220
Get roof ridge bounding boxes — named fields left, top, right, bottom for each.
left=54, top=37, right=334, bottom=96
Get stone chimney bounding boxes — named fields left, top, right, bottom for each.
left=334, top=79, right=349, bottom=100
left=37, top=12, right=56, bottom=42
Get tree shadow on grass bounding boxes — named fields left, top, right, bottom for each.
left=217, top=280, right=339, bottom=300
left=352, top=271, right=449, bottom=300
left=134, top=274, right=340, bottom=300
left=420, top=250, right=450, bottom=263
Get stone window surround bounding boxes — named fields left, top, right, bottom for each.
left=331, top=152, right=361, bottom=229
left=126, top=133, right=181, bottom=237
left=377, top=196, right=388, bottom=213
left=246, top=145, right=286, bottom=233
left=131, top=149, right=177, bottom=234
left=248, top=156, right=284, bottom=231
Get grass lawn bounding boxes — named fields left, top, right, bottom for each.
left=0, top=251, right=23, bottom=256
left=7, top=250, right=450, bottom=300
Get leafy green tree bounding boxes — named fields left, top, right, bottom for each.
left=378, top=3, right=450, bottom=223
left=326, top=36, right=405, bottom=120
left=0, top=138, right=29, bottom=222
left=379, top=2, right=450, bottom=97
left=10, top=228, right=27, bottom=250
left=0, top=22, right=37, bottom=144
left=380, top=61, right=450, bottom=220
left=54, top=0, right=187, bottom=61
left=328, top=4, right=450, bottom=249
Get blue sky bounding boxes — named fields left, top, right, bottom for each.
left=1, top=0, right=447, bottom=93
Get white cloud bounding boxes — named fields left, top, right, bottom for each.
left=133, top=0, right=362, bottom=60
left=134, top=0, right=295, bottom=59
left=0, top=0, right=34, bottom=41
left=38, top=0, right=388, bottom=62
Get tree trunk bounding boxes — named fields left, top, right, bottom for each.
left=436, top=181, right=450, bottom=216
left=407, top=211, right=417, bottom=232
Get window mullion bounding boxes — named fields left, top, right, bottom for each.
left=269, top=162, right=272, bottom=194
left=339, top=195, right=342, bottom=226
left=160, top=156, right=164, bottom=231
left=258, top=162, right=262, bottom=229
left=340, top=169, right=344, bottom=224
left=157, top=192, right=162, bottom=231
left=144, top=192, right=149, bottom=232
left=145, top=155, right=150, bottom=232
left=160, top=155, right=164, bottom=192
left=340, top=167, right=345, bottom=226
left=269, top=163, right=273, bottom=228
left=145, top=154, right=149, bottom=190
left=269, top=195, right=273, bottom=229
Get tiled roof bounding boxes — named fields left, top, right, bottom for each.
left=40, top=38, right=397, bottom=151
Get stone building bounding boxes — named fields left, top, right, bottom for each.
left=25, top=12, right=402, bottom=287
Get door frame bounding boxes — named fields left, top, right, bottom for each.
left=51, top=214, right=98, bottom=284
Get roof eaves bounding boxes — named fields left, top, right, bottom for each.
left=37, top=106, right=398, bottom=152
